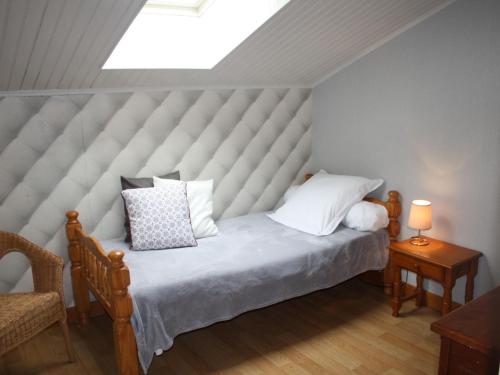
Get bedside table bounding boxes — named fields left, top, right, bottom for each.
left=390, top=237, right=482, bottom=316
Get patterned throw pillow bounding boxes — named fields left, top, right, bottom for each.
left=120, top=170, right=180, bottom=243
left=121, top=182, right=197, bottom=251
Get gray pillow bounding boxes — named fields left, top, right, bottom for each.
left=120, top=171, right=180, bottom=242
left=121, top=183, right=197, bottom=251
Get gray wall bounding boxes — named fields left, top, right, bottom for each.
left=312, top=0, right=500, bottom=302
left=0, top=88, right=312, bottom=305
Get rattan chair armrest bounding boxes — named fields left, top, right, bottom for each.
left=0, top=231, right=65, bottom=295
left=32, top=255, right=64, bottom=295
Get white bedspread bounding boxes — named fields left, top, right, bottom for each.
left=101, top=212, right=389, bottom=372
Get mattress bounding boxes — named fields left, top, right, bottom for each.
left=100, top=212, right=389, bottom=372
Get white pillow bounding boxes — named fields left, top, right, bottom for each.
left=121, top=184, right=197, bottom=251
left=342, top=201, right=389, bottom=232
left=154, top=177, right=218, bottom=239
left=284, top=185, right=389, bottom=232
left=283, top=185, right=300, bottom=203
left=268, top=170, right=383, bottom=235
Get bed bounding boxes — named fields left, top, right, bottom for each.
left=65, top=185, right=401, bottom=375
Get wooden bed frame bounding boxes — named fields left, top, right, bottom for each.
left=65, top=180, right=401, bottom=375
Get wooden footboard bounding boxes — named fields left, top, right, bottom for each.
left=66, top=211, right=139, bottom=375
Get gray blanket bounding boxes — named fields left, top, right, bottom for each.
left=101, top=212, right=389, bottom=372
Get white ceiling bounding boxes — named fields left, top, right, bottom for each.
left=0, top=0, right=452, bottom=92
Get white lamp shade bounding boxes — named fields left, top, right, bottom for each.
left=408, top=200, right=432, bottom=230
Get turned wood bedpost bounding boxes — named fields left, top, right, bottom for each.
left=66, top=211, right=91, bottom=326
left=384, top=191, right=402, bottom=295
left=109, top=251, right=139, bottom=375
left=385, top=191, right=401, bottom=242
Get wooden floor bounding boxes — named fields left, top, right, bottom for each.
left=0, top=280, right=442, bottom=375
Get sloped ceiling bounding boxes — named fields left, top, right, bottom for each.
left=0, top=0, right=452, bottom=92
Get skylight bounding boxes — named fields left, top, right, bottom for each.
left=103, top=0, right=289, bottom=70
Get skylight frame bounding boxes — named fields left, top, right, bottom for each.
left=144, top=0, right=213, bottom=17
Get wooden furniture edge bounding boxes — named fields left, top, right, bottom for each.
left=431, top=287, right=500, bottom=375
left=304, top=173, right=402, bottom=294
left=430, top=286, right=500, bottom=356
left=66, top=211, right=139, bottom=375
left=390, top=238, right=483, bottom=269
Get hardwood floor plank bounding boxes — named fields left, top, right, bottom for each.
left=211, top=324, right=291, bottom=374
left=164, top=340, right=214, bottom=374
left=1, top=279, right=441, bottom=374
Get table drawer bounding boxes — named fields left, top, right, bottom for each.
left=448, top=340, right=499, bottom=375
left=392, top=252, right=445, bottom=282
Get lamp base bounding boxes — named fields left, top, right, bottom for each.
left=410, top=236, right=429, bottom=246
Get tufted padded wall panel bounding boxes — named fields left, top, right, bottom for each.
left=0, top=88, right=312, bottom=304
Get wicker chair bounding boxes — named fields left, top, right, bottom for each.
left=0, top=231, right=75, bottom=362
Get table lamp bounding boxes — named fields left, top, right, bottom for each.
left=408, top=199, right=432, bottom=246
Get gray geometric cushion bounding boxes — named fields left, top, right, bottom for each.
left=121, top=183, right=197, bottom=251
left=120, top=170, right=181, bottom=242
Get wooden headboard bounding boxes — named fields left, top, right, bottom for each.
left=304, top=173, right=401, bottom=241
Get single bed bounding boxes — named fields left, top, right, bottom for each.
left=65, top=186, right=401, bottom=375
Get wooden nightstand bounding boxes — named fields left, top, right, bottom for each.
left=389, top=237, right=482, bottom=317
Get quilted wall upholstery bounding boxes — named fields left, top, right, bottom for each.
left=0, top=88, right=312, bottom=304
